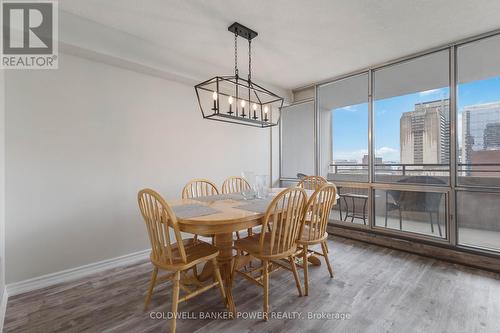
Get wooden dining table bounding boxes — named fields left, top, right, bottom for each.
left=168, top=188, right=331, bottom=313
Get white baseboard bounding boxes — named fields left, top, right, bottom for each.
left=0, top=287, right=8, bottom=333
left=6, top=249, right=149, bottom=298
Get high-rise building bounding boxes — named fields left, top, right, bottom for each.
left=483, top=122, right=500, bottom=150
left=362, top=155, right=383, bottom=166
left=400, top=99, right=450, bottom=165
left=470, top=150, right=500, bottom=176
left=362, top=155, right=389, bottom=170
left=462, top=102, right=500, bottom=164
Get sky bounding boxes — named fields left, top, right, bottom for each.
left=331, top=76, right=500, bottom=163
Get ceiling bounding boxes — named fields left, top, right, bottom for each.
left=60, top=0, right=500, bottom=90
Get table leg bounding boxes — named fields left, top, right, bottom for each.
left=351, top=197, right=356, bottom=223
left=307, top=255, right=322, bottom=266
left=215, top=233, right=236, bottom=315
left=338, top=189, right=343, bottom=221
left=197, top=236, right=252, bottom=280
left=362, top=197, right=367, bottom=225
left=342, top=196, right=349, bottom=221
left=197, top=260, right=214, bottom=282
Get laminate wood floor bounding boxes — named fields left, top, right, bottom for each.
left=4, top=236, right=500, bottom=333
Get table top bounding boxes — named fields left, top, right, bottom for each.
left=168, top=187, right=339, bottom=235
left=169, top=188, right=307, bottom=222
left=168, top=188, right=314, bottom=234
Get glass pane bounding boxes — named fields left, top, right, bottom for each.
left=374, top=189, right=447, bottom=238
left=457, top=191, right=500, bottom=251
left=331, top=186, right=369, bottom=226
left=280, top=101, right=315, bottom=178
left=318, top=73, right=369, bottom=182
left=373, top=51, right=450, bottom=184
left=457, top=34, right=500, bottom=187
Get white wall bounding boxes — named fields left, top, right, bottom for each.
left=5, top=53, right=271, bottom=284
left=0, top=69, right=5, bottom=298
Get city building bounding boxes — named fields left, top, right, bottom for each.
left=333, top=159, right=358, bottom=165
left=400, top=99, right=450, bottom=165
left=462, top=102, right=500, bottom=164
left=470, top=150, right=500, bottom=176
left=362, top=155, right=383, bottom=166
left=332, top=159, right=363, bottom=174
left=361, top=154, right=392, bottom=171
left=484, top=122, right=500, bottom=149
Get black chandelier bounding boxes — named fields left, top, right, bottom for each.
left=195, top=22, right=284, bottom=128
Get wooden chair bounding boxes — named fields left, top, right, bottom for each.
left=297, top=183, right=337, bottom=295
left=182, top=179, right=220, bottom=243
left=182, top=178, right=220, bottom=198
left=297, top=175, right=327, bottom=191
left=221, top=176, right=251, bottom=194
left=221, top=176, right=254, bottom=239
left=138, top=189, right=227, bottom=333
left=231, top=187, right=307, bottom=320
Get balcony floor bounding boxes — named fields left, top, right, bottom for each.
left=4, top=236, right=500, bottom=332
left=332, top=209, right=500, bottom=251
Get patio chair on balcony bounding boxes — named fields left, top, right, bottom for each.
left=384, top=176, right=445, bottom=237
left=297, top=173, right=308, bottom=180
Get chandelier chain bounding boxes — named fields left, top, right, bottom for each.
left=248, top=39, right=252, bottom=81
left=234, top=32, right=238, bottom=76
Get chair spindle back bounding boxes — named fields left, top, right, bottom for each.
left=138, top=189, right=186, bottom=265
left=297, top=175, right=327, bottom=191
left=222, top=176, right=251, bottom=194
left=260, top=188, right=307, bottom=256
left=182, top=179, right=219, bottom=199
left=301, top=184, right=337, bottom=242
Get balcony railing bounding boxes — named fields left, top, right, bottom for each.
left=457, top=163, right=500, bottom=174
left=330, top=163, right=500, bottom=175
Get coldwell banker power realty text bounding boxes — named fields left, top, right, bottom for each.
left=1, top=0, right=58, bottom=69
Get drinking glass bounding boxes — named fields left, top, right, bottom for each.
left=242, top=188, right=256, bottom=200
left=255, top=174, right=269, bottom=199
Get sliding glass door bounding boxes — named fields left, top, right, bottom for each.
left=373, top=50, right=450, bottom=185
left=456, top=34, right=500, bottom=251
left=372, top=50, right=450, bottom=239
left=318, top=74, right=370, bottom=225
left=318, top=73, right=369, bottom=182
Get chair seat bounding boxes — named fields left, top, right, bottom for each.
left=297, top=225, right=328, bottom=244
left=236, top=225, right=263, bottom=238
left=234, top=233, right=297, bottom=259
left=152, top=238, right=219, bottom=269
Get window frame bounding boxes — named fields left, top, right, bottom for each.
left=317, top=71, right=370, bottom=184
left=280, top=28, right=500, bottom=256
left=372, top=49, right=452, bottom=186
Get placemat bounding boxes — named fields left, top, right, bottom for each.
left=236, top=198, right=274, bottom=214
left=193, top=193, right=245, bottom=202
left=171, top=204, right=220, bottom=219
